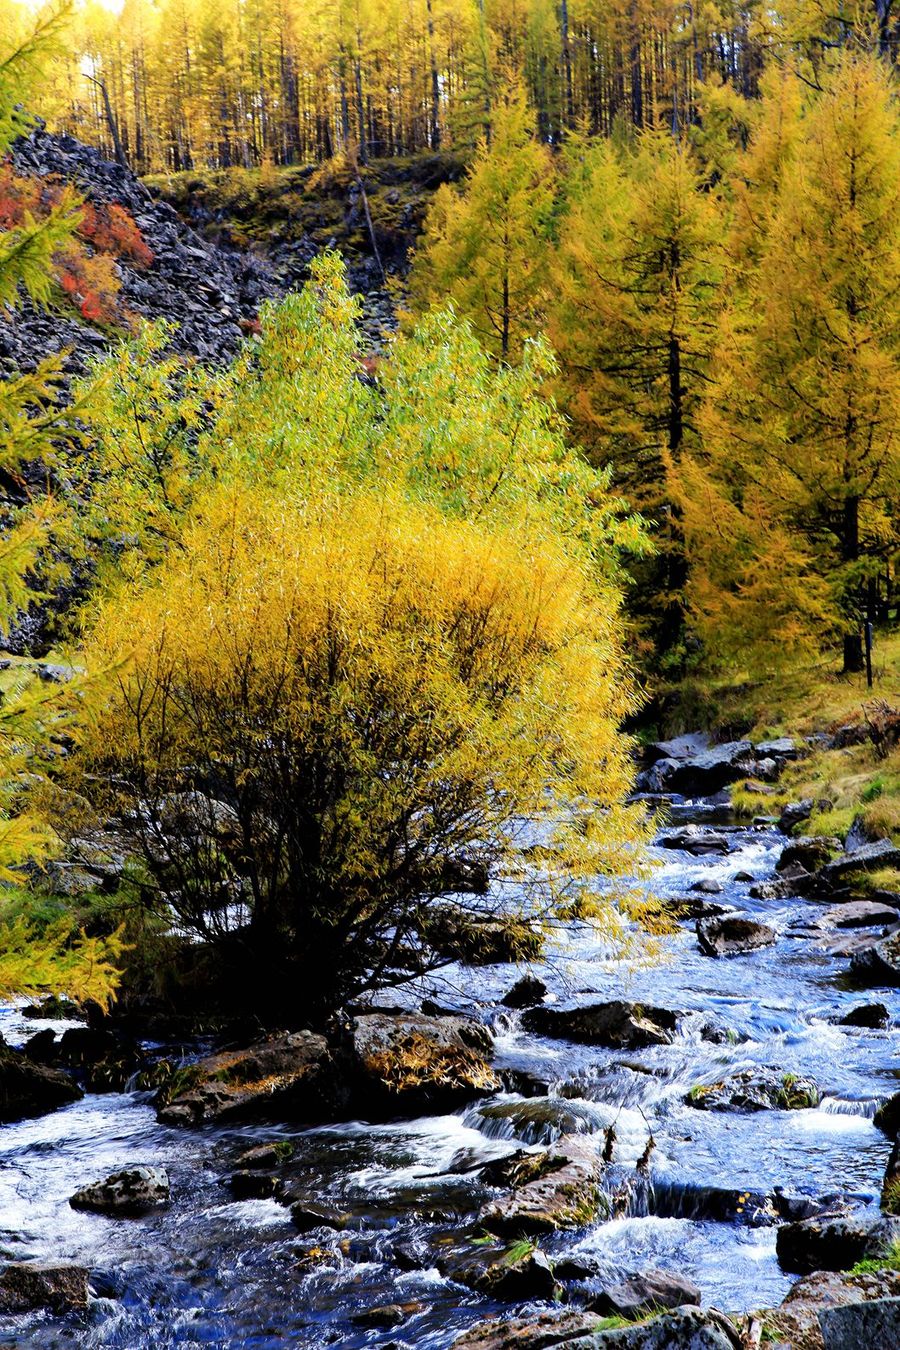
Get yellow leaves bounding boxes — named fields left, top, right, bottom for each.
left=0, top=915, right=125, bottom=1009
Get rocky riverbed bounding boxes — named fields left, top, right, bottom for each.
left=2, top=734, right=900, bottom=1347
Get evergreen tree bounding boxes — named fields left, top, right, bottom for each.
left=550, top=131, right=725, bottom=659
left=407, top=80, right=554, bottom=360
left=681, top=54, right=900, bottom=673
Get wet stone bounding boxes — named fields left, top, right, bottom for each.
left=521, top=1000, right=679, bottom=1048
left=0, top=1261, right=89, bottom=1314
left=696, top=916, right=777, bottom=957
left=777, top=1213, right=900, bottom=1274
left=587, top=1268, right=702, bottom=1318
left=70, top=1165, right=170, bottom=1216
left=839, top=1003, right=891, bottom=1029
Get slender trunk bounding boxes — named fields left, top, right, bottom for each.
left=560, top=0, right=575, bottom=129
left=427, top=0, right=441, bottom=149
left=842, top=494, right=864, bottom=673
left=87, top=76, right=128, bottom=168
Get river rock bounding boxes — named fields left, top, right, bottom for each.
left=820, top=1297, right=900, bottom=1348
left=234, top=1141, right=294, bottom=1169
left=749, top=877, right=795, bottom=900
left=0, top=1261, right=89, bottom=1313
left=289, top=1200, right=350, bottom=1232
left=839, top=1003, right=890, bottom=1029
left=438, top=1238, right=560, bottom=1301
left=769, top=1269, right=900, bottom=1349
left=648, top=1177, right=782, bottom=1227
left=846, top=815, right=880, bottom=854
left=70, top=1165, right=170, bottom=1215
left=686, top=1068, right=819, bottom=1112
left=348, top=1011, right=498, bottom=1113
left=0, top=1044, right=83, bottom=1123
left=777, top=836, right=840, bottom=874
left=479, top=1134, right=605, bottom=1234
left=502, top=976, right=548, bottom=1009
left=691, top=877, right=723, bottom=893
left=850, top=931, right=900, bottom=986
left=777, top=1213, right=900, bottom=1274
left=874, top=1092, right=900, bottom=1138
left=816, top=840, right=900, bottom=890
left=474, top=1097, right=602, bottom=1146
left=587, top=1268, right=702, bottom=1318
left=521, top=1000, right=679, bottom=1048
left=819, top=900, right=900, bottom=929
left=452, top=1308, right=736, bottom=1350
left=757, top=737, right=800, bottom=759
left=156, top=1030, right=345, bottom=1126
left=659, top=826, right=732, bottom=856
left=696, top=916, right=777, bottom=957
left=228, top=1170, right=281, bottom=1200
left=780, top=799, right=814, bottom=833
left=640, top=739, right=755, bottom=796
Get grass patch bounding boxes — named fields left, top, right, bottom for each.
left=850, top=1241, right=900, bottom=1274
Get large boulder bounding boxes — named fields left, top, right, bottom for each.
left=777, top=1213, right=900, bottom=1274
left=686, top=1068, right=818, bottom=1112
left=850, top=931, right=900, bottom=987
left=639, top=738, right=755, bottom=796
left=815, top=840, right=900, bottom=890
left=839, top=1003, right=890, bottom=1029
left=697, top=917, right=777, bottom=957
left=587, top=1268, right=702, bottom=1318
left=780, top=799, right=814, bottom=834
left=0, top=1045, right=83, bottom=1123
left=156, top=1030, right=345, bottom=1126
left=521, top=1000, right=679, bottom=1049
left=479, top=1134, right=605, bottom=1234
left=348, top=1011, right=498, bottom=1114
left=0, top=1261, right=89, bottom=1313
left=768, top=1269, right=900, bottom=1349
left=437, top=1236, right=560, bottom=1301
left=452, top=1309, right=737, bottom=1350
left=777, top=836, right=840, bottom=874
left=819, top=1297, right=900, bottom=1349
left=817, top=900, right=900, bottom=929
left=70, top=1165, right=170, bottom=1216
left=502, top=976, right=548, bottom=1009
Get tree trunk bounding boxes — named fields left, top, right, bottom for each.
left=841, top=493, right=864, bottom=673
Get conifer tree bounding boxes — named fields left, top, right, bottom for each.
left=407, top=80, right=554, bottom=361
left=550, top=132, right=725, bottom=657
left=680, top=54, right=900, bottom=673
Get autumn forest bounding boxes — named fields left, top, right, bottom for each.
left=2, top=0, right=900, bottom=1345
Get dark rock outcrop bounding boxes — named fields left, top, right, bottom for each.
left=70, top=1165, right=170, bottom=1215
left=850, top=932, right=900, bottom=987
left=156, top=1030, right=345, bottom=1126
left=696, top=916, right=777, bottom=957
left=0, top=1044, right=83, bottom=1123
left=502, top=976, right=548, bottom=1009
left=777, top=1213, right=900, bottom=1274
left=452, top=1309, right=738, bottom=1350
left=348, top=1011, right=498, bottom=1113
left=839, top=1003, right=890, bottom=1029
left=819, top=1296, right=900, bottom=1349
left=521, top=1000, right=679, bottom=1049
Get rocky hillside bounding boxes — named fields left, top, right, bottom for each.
left=3, top=124, right=275, bottom=378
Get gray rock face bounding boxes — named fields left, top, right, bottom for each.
left=0, top=1046, right=83, bottom=1123
left=819, top=1296, right=900, bottom=1349
left=438, top=1239, right=560, bottom=1301
left=521, top=1000, right=679, bottom=1048
left=0, top=1261, right=89, bottom=1313
left=820, top=900, right=900, bottom=929
left=777, top=1212, right=900, bottom=1274
left=587, top=1268, right=702, bottom=1318
left=70, top=1165, right=170, bottom=1216
left=696, top=916, right=777, bottom=957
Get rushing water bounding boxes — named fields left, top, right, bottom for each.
left=1, top=800, right=897, bottom=1348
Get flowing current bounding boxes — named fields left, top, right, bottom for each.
left=1, top=800, right=896, bottom=1348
